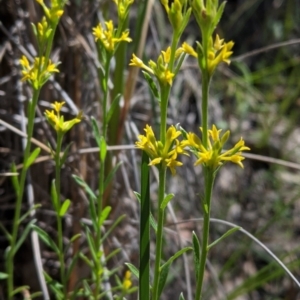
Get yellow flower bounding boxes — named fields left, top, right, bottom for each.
left=130, top=47, right=175, bottom=86
left=136, top=125, right=188, bottom=175
left=19, top=56, right=59, bottom=88
left=92, top=20, right=132, bottom=53
left=52, top=101, right=65, bottom=113
left=45, top=101, right=81, bottom=133
left=207, top=34, right=234, bottom=75
left=186, top=125, right=250, bottom=170
left=176, top=42, right=198, bottom=58
left=122, top=271, right=132, bottom=290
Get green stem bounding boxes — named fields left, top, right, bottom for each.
left=94, top=54, right=111, bottom=300
left=195, top=168, right=215, bottom=300
left=201, top=70, right=210, bottom=148
left=152, top=166, right=166, bottom=300
left=7, top=89, right=40, bottom=299
left=54, top=132, right=67, bottom=297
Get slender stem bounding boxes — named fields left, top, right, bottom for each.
left=152, top=166, right=166, bottom=300
left=7, top=89, right=40, bottom=299
left=54, top=132, right=67, bottom=297
left=195, top=168, right=215, bottom=300
left=201, top=70, right=210, bottom=149
left=94, top=54, right=111, bottom=299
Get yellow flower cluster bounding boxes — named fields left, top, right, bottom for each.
left=177, top=35, right=234, bottom=75
left=185, top=125, right=250, bottom=170
left=122, top=271, right=132, bottom=291
left=136, top=125, right=188, bottom=175
left=136, top=124, right=250, bottom=173
left=19, top=55, right=59, bottom=89
left=45, top=101, right=82, bottom=133
left=36, top=0, right=64, bottom=22
left=130, top=47, right=175, bottom=86
left=92, top=20, right=132, bottom=53
left=207, top=35, right=234, bottom=75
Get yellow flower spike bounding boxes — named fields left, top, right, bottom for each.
left=207, top=35, right=234, bottom=75
left=136, top=125, right=186, bottom=175
left=92, top=20, right=132, bottom=53
left=186, top=125, right=250, bottom=170
left=45, top=101, right=82, bottom=133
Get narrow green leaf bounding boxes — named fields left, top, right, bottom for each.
left=72, top=175, right=96, bottom=201
left=30, top=292, right=43, bottom=299
left=24, top=147, right=41, bottom=169
left=134, top=191, right=157, bottom=232
left=106, top=93, right=121, bottom=124
left=65, top=252, right=80, bottom=282
left=160, top=193, right=174, bottom=210
left=158, top=247, right=192, bottom=297
left=18, top=204, right=41, bottom=225
left=59, top=199, right=71, bottom=217
left=87, top=197, right=98, bottom=232
left=85, top=227, right=98, bottom=263
left=83, top=279, right=93, bottom=296
left=0, top=272, right=8, bottom=280
left=134, top=191, right=141, bottom=202
left=60, top=142, right=73, bottom=167
left=45, top=273, right=64, bottom=300
left=139, top=151, right=150, bottom=300
left=105, top=248, right=121, bottom=262
left=0, top=222, right=12, bottom=242
left=79, top=252, right=93, bottom=268
left=99, top=206, right=111, bottom=227
left=51, top=179, right=59, bottom=211
left=101, top=214, right=126, bottom=243
left=100, top=136, right=107, bottom=162
left=125, top=263, right=139, bottom=279
left=192, top=231, right=201, bottom=281
left=70, top=233, right=81, bottom=244
left=91, top=116, right=101, bottom=148
left=104, top=161, right=123, bottom=190
left=160, top=247, right=193, bottom=270
left=179, top=292, right=186, bottom=300
left=13, top=219, right=36, bottom=255
left=142, top=71, right=159, bottom=99
left=31, top=224, right=60, bottom=255
left=11, top=285, right=30, bottom=296
left=207, top=227, right=240, bottom=251
left=10, top=163, right=19, bottom=196
left=158, top=263, right=170, bottom=298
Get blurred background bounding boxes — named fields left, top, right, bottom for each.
left=0, top=0, right=300, bottom=299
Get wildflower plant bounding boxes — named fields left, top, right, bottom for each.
left=4, top=0, right=299, bottom=299
left=1, top=1, right=66, bottom=299
left=130, top=0, right=251, bottom=299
